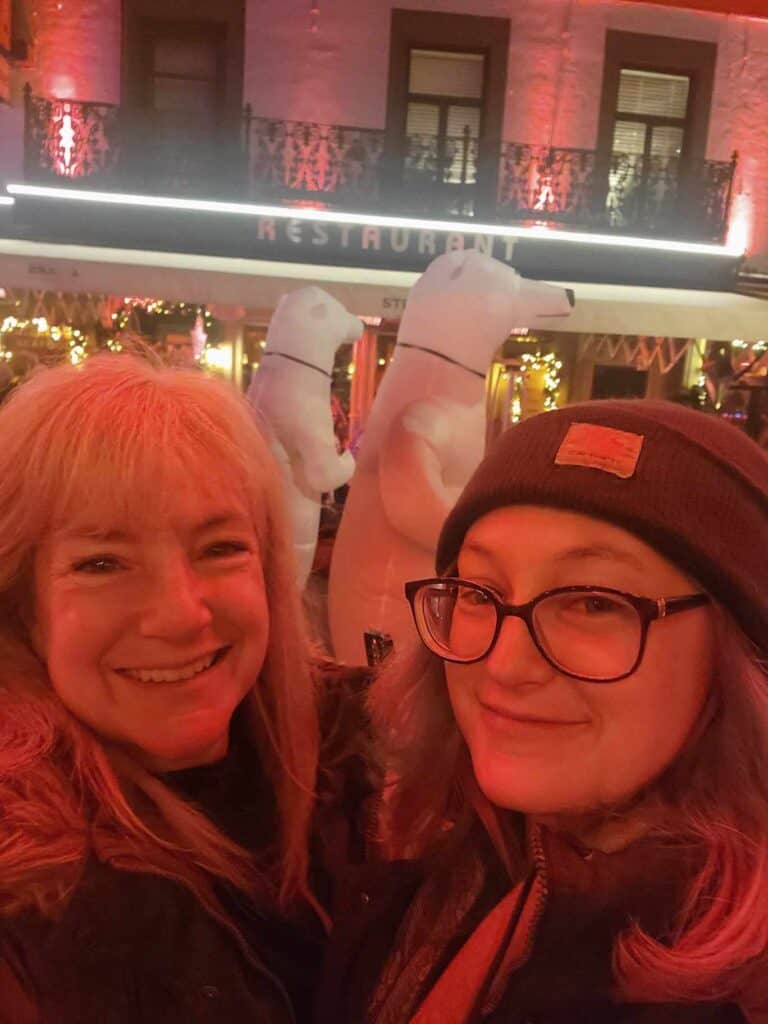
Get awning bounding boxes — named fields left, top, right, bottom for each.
left=0, top=237, right=765, bottom=341
left=545, top=281, right=768, bottom=342
left=0, top=237, right=418, bottom=319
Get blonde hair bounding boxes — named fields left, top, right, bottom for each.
left=370, top=607, right=768, bottom=1001
left=0, top=354, right=320, bottom=935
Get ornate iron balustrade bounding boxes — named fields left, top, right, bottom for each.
left=242, top=116, right=479, bottom=214
left=21, top=92, right=737, bottom=243
left=498, top=144, right=596, bottom=223
left=400, top=131, right=480, bottom=216
left=243, top=112, right=385, bottom=204
left=24, top=87, right=244, bottom=196
left=402, top=129, right=479, bottom=186
left=498, top=142, right=736, bottom=243
left=24, top=85, right=120, bottom=183
left=122, top=114, right=245, bottom=198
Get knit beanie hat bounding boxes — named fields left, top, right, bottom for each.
left=436, top=400, right=768, bottom=652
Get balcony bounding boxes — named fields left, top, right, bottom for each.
left=21, top=89, right=737, bottom=245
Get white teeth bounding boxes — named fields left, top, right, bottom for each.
left=122, top=651, right=218, bottom=684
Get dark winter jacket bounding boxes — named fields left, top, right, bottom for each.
left=317, top=822, right=767, bottom=1024
left=0, top=665, right=373, bottom=1024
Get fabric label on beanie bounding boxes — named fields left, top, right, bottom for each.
left=555, top=422, right=643, bottom=479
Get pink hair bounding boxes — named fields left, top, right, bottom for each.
left=370, top=608, right=768, bottom=1001
left=0, top=355, right=321, bottom=935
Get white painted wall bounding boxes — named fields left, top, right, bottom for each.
left=28, top=0, right=121, bottom=102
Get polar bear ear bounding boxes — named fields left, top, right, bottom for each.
left=310, top=303, right=328, bottom=320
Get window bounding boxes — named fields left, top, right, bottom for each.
left=404, top=49, right=485, bottom=187
left=150, top=36, right=221, bottom=131
left=385, top=10, right=509, bottom=217
left=608, top=69, right=691, bottom=225
left=122, top=3, right=244, bottom=194
left=591, top=364, right=648, bottom=401
left=597, top=32, right=716, bottom=235
left=139, top=23, right=225, bottom=139
left=613, top=69, right=690, bottom=162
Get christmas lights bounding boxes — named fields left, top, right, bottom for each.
left=111, top=298, right=214, bottom=332
left=0, top=315, right=88, bottom=363
left=505, top=352, right=562, bottom=423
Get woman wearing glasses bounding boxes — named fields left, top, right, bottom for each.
left=319, top=400, right=768, bottom=1023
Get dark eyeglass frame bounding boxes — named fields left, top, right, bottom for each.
left=404, top=577, right=710, bottom=683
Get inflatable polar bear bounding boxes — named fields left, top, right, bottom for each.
left=328, top=249, right=573, bottom=665
left=247, top=286, right=362, bottom=587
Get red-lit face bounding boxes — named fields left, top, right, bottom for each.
left=32, top=485, right=269, bottom=772
left=445, top=506, right=713, bottom=819
left=165, top=338, right=197, bottom=367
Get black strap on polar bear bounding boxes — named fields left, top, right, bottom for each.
left=262, top=351, right=332, bottom=378
left=397, top=343, right=486, bottom=380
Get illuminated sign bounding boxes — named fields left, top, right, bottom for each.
left=5, top=184, right=742, bottom=293
left=6, top=184, right=742, bottom=258
left=250, top=215, right=519, bottom=265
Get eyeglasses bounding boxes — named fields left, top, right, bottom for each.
left=404, top=578, right=710, bottom=683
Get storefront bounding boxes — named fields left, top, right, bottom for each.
left=1, top=185, right=766, bottom=438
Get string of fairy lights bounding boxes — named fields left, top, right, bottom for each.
left=0, top=300, right=219, bottom=367
left=0, top=316, right=88, bottom=364
left=501, top=351, right=563, bottom=422
left=3, top=301, right=765, bottom=424
left=110, top=299, right=215, bottom=335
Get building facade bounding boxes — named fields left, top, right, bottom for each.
left=1, top=0, right=767, bottom=428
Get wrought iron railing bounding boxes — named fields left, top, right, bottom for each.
left=24, top=87, right=120, bottom=183
left=497, top=143, right=736, bottom=242
left=398, top=129, right=480, bottom=217
left=243, top=112, right=384, bottom=204
left=21, top=90, right=737, bottom=243
left=402, top=129, right=478, bottom=186
left=603, top=152, right=736, bottom=240
left=123, top=114, right=245, bottom=197
left=498, top=144, right=596, bottom=223
left=23, top=86, right=243, bottom=196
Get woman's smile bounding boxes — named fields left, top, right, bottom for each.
left=33, top=490, right=271, bottom=771
left=114, top=645, right=231, bottom=685
left=479, top=701, right=592, bottom=747
left=447, top=506, right=713, bottom=814
left=480, top=701, right=591, bottom=730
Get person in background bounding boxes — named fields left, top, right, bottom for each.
left=0, top=355, right=370, bottom=1023
left=164, top=332, right=199, bottom=368
left=319, top=400, right=768, bottom=1024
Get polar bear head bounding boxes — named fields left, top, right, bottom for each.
left=264, top=286, right=363, bottom=374
left=397, top=249, right=573, bottom=368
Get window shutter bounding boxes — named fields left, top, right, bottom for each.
left=409, top=49, right=484, bottom=99
left=612, top=120, right=646, bottom=155
left=446, top=104, right=480, bottom=139
left=406, top=102, right=440, bottom=137
left=617, top=69, right=690, bottom=119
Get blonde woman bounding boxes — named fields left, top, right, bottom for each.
left=320, top=401, right=768, bottom=1024
left=0, top=355, right=369, bottom=1022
